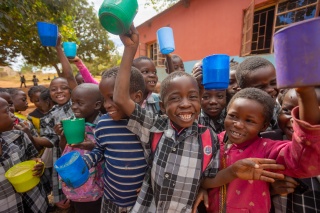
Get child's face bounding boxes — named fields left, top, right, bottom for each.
left=99, top=78, right=127, bottom=121
left=71, top=87, right=99, bottom=123
left=0, top=98, right=16, bottom=132
left=49, top=78, right=71, bottom=106
left=245, top=66, right=279, bottom=100
left=277, top=89, right=297, bottom=140
left=227, top=70, right=238, bottom=100
left=12, top=90, right=28, bottom=112
left=75, top=75, right=85, bottom=85
left=172, top=57, right=185, bottom=72
left=135, top=59, right=158, bottom=93
left=0, top=92, right=15, bottom=113
left=201, top=90, right=226, bottom=119
left=161, top=76, right=201, bottom=130
left=38, top=98, right=51, bottom=114
left=225, top=98, right=267, bottom=145
left=30, top=91, right=42, bottom=111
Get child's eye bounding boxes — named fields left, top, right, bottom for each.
left=202, top=95, right=209, bottom=100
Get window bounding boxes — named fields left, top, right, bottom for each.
left=147, top=41, right=165, bottom=67
left=241, top=0, right=319, bottom=56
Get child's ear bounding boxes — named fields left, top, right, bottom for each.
left=95, top=100, right=102, bottom=110
left=159, top=101, right=166, bottom=114
left=133, top=90, right=144, bottom=104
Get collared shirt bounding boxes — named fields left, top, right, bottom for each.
left=83, top=114, right=147, bottom=211
left=39, top=101, right=73, bottom=203
left=142, top=92, right=161, bottom=115
left=198, top=109, right=226, bottom=134
left=0, top=130, right=48, bottom=213
left=127, top=104, right=220, bottom=213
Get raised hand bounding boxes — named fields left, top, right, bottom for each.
left=119, top=24, right=139, bottom=50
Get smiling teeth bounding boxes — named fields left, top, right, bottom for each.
left=179, top=114, right=192, bottom=120
left=109, top=111, right=116, bottom=115
left=231, top=130, right=242, bottom=136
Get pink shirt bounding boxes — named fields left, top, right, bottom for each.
left=74, top=60, right=99, bottom=84
left=208, top=107, right=320, bottom=213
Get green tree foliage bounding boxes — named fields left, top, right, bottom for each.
left=144, top=0, right=179, bottom=12
left=0, top=0, right=116, bottom=74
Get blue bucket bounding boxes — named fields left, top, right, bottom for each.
left=157, top=27, right=175, bottom=54
left=63, top=42, right=77, bottom=59
left=202, top=54, right=230, bottom=90
left=54, top=151, right=89, bottom=188
left=37, top=22, right=58, bottom=47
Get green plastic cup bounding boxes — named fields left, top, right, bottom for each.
left=98, top=0, right=138, bottom=35
left=61, top=118, right=85, bottom=144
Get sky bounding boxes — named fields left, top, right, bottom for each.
left=91, top=0, right=157, bottom=54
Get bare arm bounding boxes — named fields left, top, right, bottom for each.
left=296, top=87, right=320, bottom=125
left=202, top=158, right=285, bottom=189
left=113, top=25, right=140, bottom=116
left=165, top=54, right=175, bottom=74
left=55, top=35, right=78, bottom=90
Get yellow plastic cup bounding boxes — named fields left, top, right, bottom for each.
left=5, top=160, right=44, bottom=193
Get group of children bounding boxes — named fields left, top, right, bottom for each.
left=0, top=24, right=319, bottom=213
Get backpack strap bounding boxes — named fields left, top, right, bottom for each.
left=151, top=132, right=163, bottom=153
left=200, top=126, right=215, bottom=172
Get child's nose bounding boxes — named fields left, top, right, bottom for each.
left=233, top=120, right=244, bottom=128
left=180, top=98, right=191, bottom=107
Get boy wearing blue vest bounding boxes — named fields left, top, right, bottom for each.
left=113, top=25, right=286, bottom=213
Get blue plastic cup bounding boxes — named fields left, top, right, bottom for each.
left=63, top=42, right=77, bottom=59
left=157, top=27, right=175, bottom=54
left=37, top=22, right=58, bottom=47
left=54, top=151, right=89, bottom=188
left=202, top=54, right=230, bottom=90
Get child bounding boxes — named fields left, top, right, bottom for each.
left=20, top=74, right=26, bottom=88
left=132, top=56, right=161, bottom=114
left=203, top=87, right=320, bottom=213
left=7, top=88, right=28, bottom=120
left=165, top=54, right=185, bottom=74
left=198, top=89, right=227, bottom=133
left=32, top=75, right=39, bottom=86
left=235, top=56, right=279, bottom=130
left=82, top=67, right=148, bottom=212
left=27, top=85, right=47, bottom=133
left=227, top=59, right=239, bottom=104
left=38, top=88, right=55, bottom=115
left=113, top=25, right=285, bottom=213
left=55, top=83, right=103, bottom=213
left=0, top=97, right=48, bottom=213
left=75, top=73, right=85, bottom=85
left=40, top=77, right=74, bottom=206
left=262, top=88, right=320, bottom=213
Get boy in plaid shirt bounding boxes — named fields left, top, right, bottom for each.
left=113, top=25, right=286, bottom=213
left=0, top=97, right=48, bottom=213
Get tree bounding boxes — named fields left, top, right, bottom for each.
left=0, top=0, right=116, bottom=72
left=144, top=0, right=179, bottom=12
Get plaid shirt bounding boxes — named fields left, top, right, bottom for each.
left=198, top=109, right=226, bottom=134
left=0, top=130, right=48, bottom=213
left=39, top=101, right=73, bottom=203
left=127, top=104, right=220, bottom=213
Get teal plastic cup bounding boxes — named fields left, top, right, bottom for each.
left=98, top=0, right=138, bottom=35
left=61, top=118, right=85, bottom=144
left=157, top=27, right=175, bottom=54
left=54, top=151, right=89, bottom=188
left=63, top=42, right=77, bottom=59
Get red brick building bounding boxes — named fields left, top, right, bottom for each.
left=135, top=0, right=320, bottom=80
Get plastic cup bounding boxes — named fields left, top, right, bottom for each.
left=202, top=54, right=230, bottom=90
left=274, top=17, right=320, bottom=88
left=157, top=27, right=175, bottom=54
left=37, top=22, right=58, bottom=47
left=54, top=151, right=89, bottom=188
left=63, top=42, right=77, bottom=59
left=61, top=118, right=85, bottom=144
left=98, top=0, right=138, bottom=35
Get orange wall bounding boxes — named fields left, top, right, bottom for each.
left=136, top=0, right=268, bottom=61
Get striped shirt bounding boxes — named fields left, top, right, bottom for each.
left=83, top=114, right=147, bottom=209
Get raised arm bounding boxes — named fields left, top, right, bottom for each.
left=55, top=35, right=78, bottom=90
left=296, top=87, right=320, bottom=125
left=71, top=57, right=99, bottom=84
left=113, top=25, right=140, bottom=116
